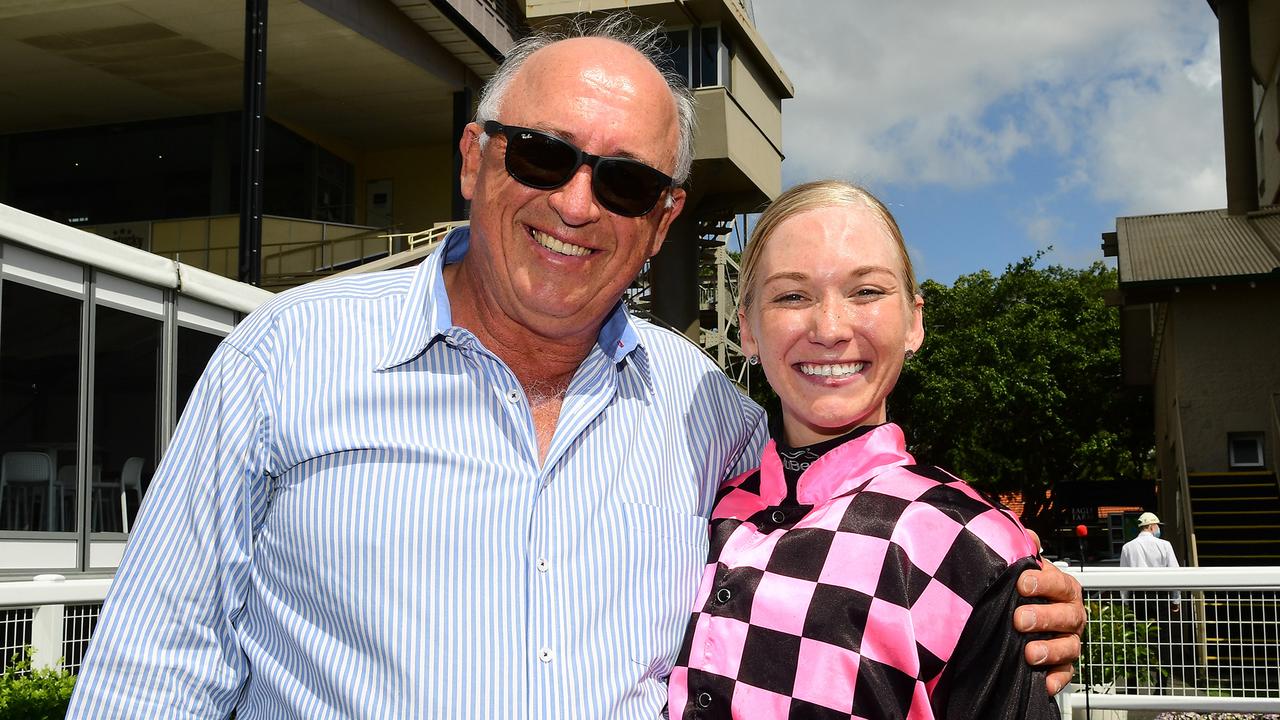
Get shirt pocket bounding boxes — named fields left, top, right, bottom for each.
left=620, top=501, right=711, bottom=675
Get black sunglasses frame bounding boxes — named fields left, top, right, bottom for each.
left=482, top=120, right=676, bottom=217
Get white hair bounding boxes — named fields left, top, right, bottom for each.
left=474, top=13, right=696, bottom=187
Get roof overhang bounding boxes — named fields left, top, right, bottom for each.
left=1104, top=205, right=1280, bottom=291
left=0, top=0, right=494, bottom=150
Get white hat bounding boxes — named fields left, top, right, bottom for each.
left=1137, top=512, right=1161, bottom=527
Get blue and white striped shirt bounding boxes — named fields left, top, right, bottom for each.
left=68, top=228, right=767, bottom=719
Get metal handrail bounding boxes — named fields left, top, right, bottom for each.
left=1171, top=399, right=1197, bottom=566
left=1271, top=393, right=1280, bottom=495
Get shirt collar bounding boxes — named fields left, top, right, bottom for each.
left=376, top=225, right=647, bottom=373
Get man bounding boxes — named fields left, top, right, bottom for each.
left=1119, top=512, right=1179, bottom=569
left=1119, top=511, right=1183, bottom=678
left=68, top=16, right=1083, bottom=718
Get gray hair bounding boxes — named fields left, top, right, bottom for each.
left=474, top=13, right=697, bottom=186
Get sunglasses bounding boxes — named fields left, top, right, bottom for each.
left=482, top=121, right=676, bottom=217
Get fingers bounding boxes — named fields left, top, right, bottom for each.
left=1014, top=598, right=1087, bottom=636
left=1024, top=632, right=1082, bottom=668
left=1017, top=562, right=1083, bottom=607
left=1043, top=663, right=1076, bottom=696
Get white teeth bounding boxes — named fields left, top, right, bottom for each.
left=799, top=362, right=865, bottom=377
left=533, top=230, right=590, bottom=257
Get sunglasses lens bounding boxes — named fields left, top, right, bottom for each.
left=504, top=131, right=578, bottom=189
left=594, top=160, right=667, bottom=217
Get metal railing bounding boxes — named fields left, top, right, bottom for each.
left=3, top=568, right=1280, bottom=718
left=0, top=576, right=111, bottom=671
left=379, top=221, right=467, bottom=253
left=1171, top=399, right=1200, bottom=566
left=1058, top=565, right=1280, bottom=716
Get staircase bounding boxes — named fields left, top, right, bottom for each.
left=1187, top=470, right=1280, bottom=565
left=1198, top=588, right=1280, bottom=694
left=1184, top=471, right=1280, bottom=692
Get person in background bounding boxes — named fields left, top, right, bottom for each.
left=669, top=181, right=1058, bottom=719
left=68, top=18, right=1084, bottom=719
left=1120, top=511, right=1183, bottom=681
left=1119, top=512, right=1179, bottom=569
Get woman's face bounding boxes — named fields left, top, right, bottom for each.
left=740, top=204, right=924, bottom=447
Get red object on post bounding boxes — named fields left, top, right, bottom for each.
left=1075, top=525, right=1088, bottom=537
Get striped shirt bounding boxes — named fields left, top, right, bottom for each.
left=67, top=227, right=767, bottom=719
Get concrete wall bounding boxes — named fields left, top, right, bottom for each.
left=359, top=144, right=456, bottom=232
left=1167, top=283, right=1280, bottom=473
left=1258, top=63, right=1280, bottom=205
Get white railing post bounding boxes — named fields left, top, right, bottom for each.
left=30, top=603, right=63, bottom=669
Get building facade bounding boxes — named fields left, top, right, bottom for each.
left=1104, top=0, right=1279, bottom=566
left=0, top=0, right=792, bottom=577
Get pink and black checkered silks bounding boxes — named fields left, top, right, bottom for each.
left=668, top=424, right=1058, bottom=719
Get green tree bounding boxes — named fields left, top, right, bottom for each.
left=891, top=254, right=1151, bottom=523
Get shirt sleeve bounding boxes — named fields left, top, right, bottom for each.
left=67, top=340, right=274, bottom=718
left=726, top=392, right=768, bottom=480
left=928, top=556, right=1060, bottom=720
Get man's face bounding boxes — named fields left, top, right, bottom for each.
left=458, top=38, right=687, bottom=341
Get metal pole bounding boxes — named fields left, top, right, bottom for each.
left=239, top=0, right=268, bottom=285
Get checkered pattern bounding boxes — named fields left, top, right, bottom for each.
left=669, top=423, right=1039, bottom=719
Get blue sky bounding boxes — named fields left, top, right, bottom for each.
left=748, top=0, right=1226, bottom=284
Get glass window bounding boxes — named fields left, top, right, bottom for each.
left=0, top=281, right=82, bottom=532
left=92, top=306, right=161, bottom=533
left=1228, top=433, right=1265, bottom=469
left=698, top=27, right=721, bottom=87
left=660, top=30, right=692, bottom=86
left=176, top=326, right=224, bottom=419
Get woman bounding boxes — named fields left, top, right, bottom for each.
left=668, top=181, right=1057, bottom=719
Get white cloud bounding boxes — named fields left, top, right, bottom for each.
left=753, top=0, right=1225, bottom=215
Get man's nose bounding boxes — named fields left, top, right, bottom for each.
left=548, top=166, right=601, bottom=225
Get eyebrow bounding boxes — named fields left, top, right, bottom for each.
left=761, top=265, right=900, bottom=285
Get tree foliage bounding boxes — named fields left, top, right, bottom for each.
left=890, top=255, right=1151, bottom=521
left=0, top=648, right=75, bottom=720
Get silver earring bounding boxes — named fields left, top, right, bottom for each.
left=748, top=355, right=760, bottom=366
left=904, top=349, right=915, bottom=361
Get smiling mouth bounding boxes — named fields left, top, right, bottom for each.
left=798, top=362, right=865, bottom=378
left=532, top=228, right=591, bottom=257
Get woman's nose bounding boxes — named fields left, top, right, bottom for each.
left=808, top=298, right=850, bottom=346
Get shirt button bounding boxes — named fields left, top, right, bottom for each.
left=696, top=692, right=712, bottom=708
left=536, top=558, right=549, bottom=573
left=506, top=389, right=520, bottom=403
left=771, top=509, right=786, bottom=523
left=715, top=588, right=731, bottom=604
left=538, top=647, right=553, bottom=663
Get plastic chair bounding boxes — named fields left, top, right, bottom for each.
left=119, top=456, right=146, bottom=534
left=1, top=451, right=56, bottom=531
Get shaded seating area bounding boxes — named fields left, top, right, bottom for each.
left=0, top=450, right=55, bottom=531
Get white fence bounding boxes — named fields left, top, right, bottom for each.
left=1059, top=565, right=1280, bottom=717
left=0, top=576, right=110, bottom=672
left=2, top=568, right=1279, bottom=718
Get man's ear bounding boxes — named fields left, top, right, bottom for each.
left=459, top=122, right=484, bottom=201
left=646, top=187, right=686, bottom=258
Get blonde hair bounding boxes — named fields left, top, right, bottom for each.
left=739, top=180, right=918, bottom=311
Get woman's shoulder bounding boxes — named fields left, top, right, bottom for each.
left=871, top=463, right=1038, bottom=567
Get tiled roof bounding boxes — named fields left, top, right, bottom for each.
left=1112, top=206, right=1280, bottom=286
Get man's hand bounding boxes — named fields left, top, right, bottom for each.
left=1014, top=551, right=1086, bottom=696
